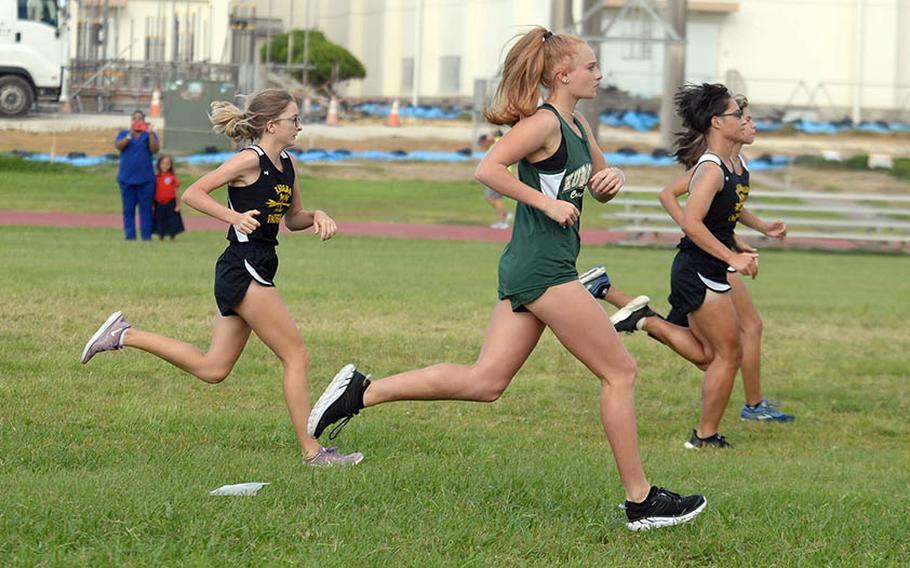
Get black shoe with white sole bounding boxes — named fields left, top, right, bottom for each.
left=684, top=429, right=732, bottom=449
left=611, top=295, right=656, bottom=333
left=625, top=486, right=707, bottom=531
left=308, top=364, right=371, bottom=439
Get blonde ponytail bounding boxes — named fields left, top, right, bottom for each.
left=209, top=89, right=295, bottom=144
left=209, top=101, right=257, bottom=143
left=485, top=27, right=585, bottom=126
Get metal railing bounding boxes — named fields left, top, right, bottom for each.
left=603, top=186, right=910, bottom=250
left=68, top=59, right=239, bottom=113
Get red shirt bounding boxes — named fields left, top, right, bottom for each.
left=155, top=172, right=179, bottom=204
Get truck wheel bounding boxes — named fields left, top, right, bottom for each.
left=0, top=75, right=34, bottom=117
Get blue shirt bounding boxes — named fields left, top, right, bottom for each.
left=115, top=130, right=158, bottom=185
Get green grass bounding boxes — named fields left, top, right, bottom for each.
left=1, top=226, right=909, bottom=565
left=0, top=160, right=621, bottom=230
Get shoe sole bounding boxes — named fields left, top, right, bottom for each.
left=683, top=441, right=732, bottom=449
left=740, top=416, right=795, bottom=422
left=627, top=498, right=707, bottom=531
left=610, top=295, right=651, bottom=325
left=305, top=452, right=365, bottom=467
left=578, top=265, right=606, bottom=285
left=80, top=310, right=122, bottom=364
left=307, top=363, right=356, bottom=438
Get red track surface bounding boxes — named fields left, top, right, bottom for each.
left=0, top=210, right=628, bottom=246
left=1, top=210, right=902, bottom=252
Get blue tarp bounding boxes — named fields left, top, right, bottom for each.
left=17, top=149, right=791, bottom=170
left=349, top=102, right=910, bottom=133
left=353, top=103, right=464, bottom=120
left=599, top=110, right=660, bottom=132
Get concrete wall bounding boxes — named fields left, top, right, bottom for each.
left=719, top=0, right=904, bottom=114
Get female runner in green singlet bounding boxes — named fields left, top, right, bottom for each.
left=308, top=28, right=706, bottom=531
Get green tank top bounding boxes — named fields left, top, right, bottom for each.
left=498, top=104, right=592, bottom=299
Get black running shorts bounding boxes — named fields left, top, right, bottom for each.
left=214, top=242, right=278, bottom=317
left=667, top=247, right=732, bottom=327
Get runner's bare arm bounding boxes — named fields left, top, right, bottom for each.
left=182, top=151, right=261, bottom=231
left=475, top=111, right=580, bottom=227
left=682, top=164, right=757, bottom=276
left=659, top=168, right=696, bottom=226
left=283, top=155, right=337, bottom=240
left=574, top=112, right=624, bottom=203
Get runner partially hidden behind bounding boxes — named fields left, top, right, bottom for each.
left=577, top=96, right=794, bottom=425
left=80, top=88, right=363, bottom=466
left=307, top=27, right=706, bottom=531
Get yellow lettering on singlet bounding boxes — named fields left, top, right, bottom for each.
left=728, top=183, right=750, bottom=221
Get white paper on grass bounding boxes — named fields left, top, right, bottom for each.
left=209, top=482, right=270, bottom=496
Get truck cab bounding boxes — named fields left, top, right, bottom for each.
left=0, top=0, right=64, bottom=117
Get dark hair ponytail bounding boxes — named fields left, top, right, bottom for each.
left=672, top=82, right=731, bottom=168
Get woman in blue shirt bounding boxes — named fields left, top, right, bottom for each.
left=115, top=110, right=160, bottom=240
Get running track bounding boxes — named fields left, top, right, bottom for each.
left=0, top=210, right=631, bottom=246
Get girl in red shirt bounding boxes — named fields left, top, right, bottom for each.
left=152, top=155, right=185, bottom=240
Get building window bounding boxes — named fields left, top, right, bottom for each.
left=18, top=0, right=58, bottom=27
left=401, top=57, right=414, bottom=91
left=145, top=16, right=165, bottom=61
left=438, top=55, right=460, bottom=93
left=622, top=19, right=652, bottom=60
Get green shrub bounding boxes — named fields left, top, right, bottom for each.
left=892, top=158, right=910, bottom=181
left=0, top=153, right=79, bottom=173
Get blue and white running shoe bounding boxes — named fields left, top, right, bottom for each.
left=579, top=265, right=612, bottom=298
left=741, top=400, right=795, bottom=422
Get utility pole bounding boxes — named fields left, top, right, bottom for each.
left=577, top=0, right=602, bottom=141
left=412, top=0, right=424, bottom=107
left=550, top=0, right=572, bottom=33
left=851, top=0, right=865, bottom=125
left=302, top=2, right=311, bottom=89
left=659, top=0, right=687, bottom=150
left=287, top=0, right=294, bottom=68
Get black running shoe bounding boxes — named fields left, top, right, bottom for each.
left=625, top=486, right=707, bottom=531
left=611, top=296, right=656, bottom=333
left=683, top=429, right=732, bottom=449
left=308, top=364, right=371, bottom=439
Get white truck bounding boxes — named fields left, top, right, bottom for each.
left=0, top=0, right=64, bottom=117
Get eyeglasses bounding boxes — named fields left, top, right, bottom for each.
left=717, top=109, right=744, bottom=120
left=274, top=115, right=301, bottom=125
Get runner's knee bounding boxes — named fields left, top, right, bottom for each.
left=470, top=365, right=513, bottom=402
left=739, top=311, right=763, bottom=338
left=198, top=364, right=232, bottom=384
left=598, top=357, right=637, bottom=389
left=280, top=343, right=310, bottom=371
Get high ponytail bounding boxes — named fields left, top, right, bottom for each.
left=672, top=82, right=732, bottom=168
left=484, top=27, right=585, bottom=126
left=209, top=88, right=295, bottom=145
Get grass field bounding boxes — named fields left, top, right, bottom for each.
left=0, top=157, right=529, bottom=227
left=1, top=224, right=908, bottom=566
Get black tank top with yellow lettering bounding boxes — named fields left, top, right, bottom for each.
left=678, top=152, right=749, bottom=251
left=226, top=145, right=295, bottom=246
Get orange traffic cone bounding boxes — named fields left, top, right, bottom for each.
left=149, top=88, right=162, bottom=118
left=326, top=97, right=338, bottom=126
left=386, top=99, right=401, bottom=127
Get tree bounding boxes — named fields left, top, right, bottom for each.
left=262, top=30, right=366, bottom=97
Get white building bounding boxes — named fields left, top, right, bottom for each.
left=68, top=0, right=232, bottom=65
left=65, top=0, right=909, bottom=117
left=286, top=0, right=909, bottom=117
